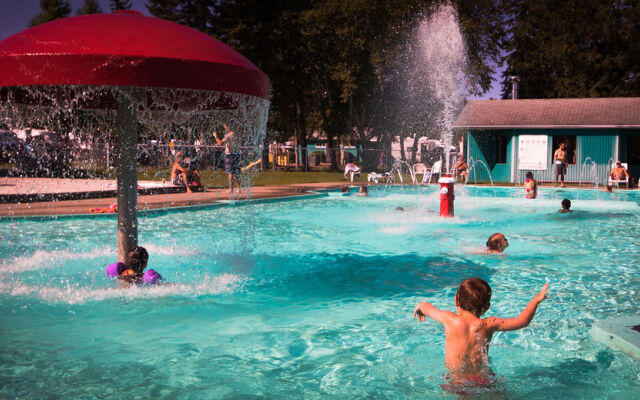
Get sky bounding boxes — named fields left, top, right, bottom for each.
left=0, top=1, right=502, bottom=100
left=0, top=0, right=150, bottom=42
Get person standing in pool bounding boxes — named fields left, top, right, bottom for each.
left=486, top=233, right=508, bottom=253
left=413, top=278, right=549, bottom=392
left=553, top=143, right=567, bottom=187
left=559, top=199, right=572, bottom=213
left=524, top=171, right=537, bottom=199
left=213, top=124, right=240, bottom=193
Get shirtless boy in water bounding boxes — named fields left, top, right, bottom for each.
left=413, top=278, right=549, bottom=386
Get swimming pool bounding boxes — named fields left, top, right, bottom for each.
left=1, top=186, right=639, bottom=398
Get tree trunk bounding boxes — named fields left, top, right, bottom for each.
left=327, top=135, right=338, bottom=171
left=410, top=135, right=419, bottom=163
left=295, top=100, right=308, bottom=171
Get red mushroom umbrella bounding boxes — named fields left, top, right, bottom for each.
left=0, top=11, right=270, bottom=262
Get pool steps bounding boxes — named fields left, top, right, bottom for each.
left=591, top=316, right=640, bottom=360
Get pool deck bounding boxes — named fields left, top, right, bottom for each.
left=0, top=177, right=367, bottom=217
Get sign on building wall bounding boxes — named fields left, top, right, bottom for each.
left=518, top=135, right=548, bottom=170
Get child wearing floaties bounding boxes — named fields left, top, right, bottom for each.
left=118, top=246, right=149, bottom=287
left=413, top=278, right=549, bottom=393
left=106, top=246, right=162, bottom=288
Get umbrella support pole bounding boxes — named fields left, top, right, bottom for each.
left=116, top=92, right=138, bottom=263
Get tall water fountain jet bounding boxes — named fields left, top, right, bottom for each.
left=416, top=3, right=468, bottom=172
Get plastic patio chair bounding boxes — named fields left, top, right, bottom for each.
left=412, top=163, right=428, bottom=184
left=608, top=162, right=629, bottom=189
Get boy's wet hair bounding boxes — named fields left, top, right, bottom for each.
left=562, top=199, right=571, bottom=209
left=486, top=233, right=505, bottom=252
left=525, top=171, right=533, bottom=179
left=126, top=246, right=149, bottom=273
left=456, top=278, right=492, bottom=317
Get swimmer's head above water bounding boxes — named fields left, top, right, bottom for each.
left=455, top=278, right=492, bottom=317
left=126, top=246, right=149, bottom=275
left=560, top=199, right=572, bottom=212
left=486, top=233, right=508, bottom=253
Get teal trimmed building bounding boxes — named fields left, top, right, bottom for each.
left=452, top=98, right=640, bottom=184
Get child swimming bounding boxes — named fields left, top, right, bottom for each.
left=413, top=278, right=549, bottom=391
left=117, top=246, right=149, bottom=288
left=486, top=233, right=509, bottom=253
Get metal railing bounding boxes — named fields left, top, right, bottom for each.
left=1, top=141, right=456, bottom=178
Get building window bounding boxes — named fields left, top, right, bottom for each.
left=496, top=136, right=508, bottom=164
left=551, top=135, right=576, bottom=164
left=627, top=133, right=640, bottom=165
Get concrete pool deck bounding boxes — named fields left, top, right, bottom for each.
left=1, top=177, right=635, bottom=218
left=0, top=177, right=368, bottom=217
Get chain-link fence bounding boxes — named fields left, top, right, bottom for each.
left=1, top=135, right=459, bottom=178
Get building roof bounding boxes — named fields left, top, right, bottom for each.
left=453, top=98, right=640, bottom=130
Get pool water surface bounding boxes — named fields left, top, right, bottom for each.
left=1, top=186, right=639, bottom=398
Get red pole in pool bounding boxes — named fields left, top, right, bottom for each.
left=439, top=175, right=455, bottom=217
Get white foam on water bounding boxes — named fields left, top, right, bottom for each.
left=0, top=243, right=202, bottom=275
left=143, top=243, right=201, bottom=257
left=455, top=196, right=639, bottom=212
left=380, top=226, right=414, bottom=235
left=0, top=272, right=245, bottom=304
left=0, top=247, right=114, bottom=274
left=367, top=210, right=472, bottom=226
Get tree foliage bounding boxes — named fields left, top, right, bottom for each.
left=29, top=0, right=72, bottom=27
left=147, top=1, right=503, bottom=168
left=77, top=0, right=102, bottom=15
left=146, top=0, right=215, bottom=34
left=109, top=0, right=132, bottom=11
left=501, top=0, right=640, bottom=98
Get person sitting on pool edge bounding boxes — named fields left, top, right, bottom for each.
left=559, top=199, right=572, bottom=213
left=524, top=171, right=537, bottom=199
left=413, top=278, right=549, bottom=392
left=170, top=151, right=193, bottom=193
left=486, top=233, right=508, bottom=253
left=118, top=246, right=149, bottom=288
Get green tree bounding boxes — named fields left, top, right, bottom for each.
left=501, top=0, right=640, bottom=98
left=77, top=0, right=102, bottom=15
left=147, top=0, right=214, bottom=34
left=109, top=0, right=132, bottom=11
left=149, top=1, right=507, bottom=170
left=301, top=0, right=505, bottom=167
left=211, top=0, right=316, bottom=169
left=29, top=0, right=71, bottom=27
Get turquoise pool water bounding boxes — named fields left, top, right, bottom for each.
left=1, top=186, right=639, bottom=398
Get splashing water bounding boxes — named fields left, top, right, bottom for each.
left=0, top=85, right=269, bottom=197
left=417, top=3, right=468, bottom=171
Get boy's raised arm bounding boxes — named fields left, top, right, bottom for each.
left=487, top=283, right=549, bottom=332
left=212, top=131, right=223, bottom=145
left=413, top=301, right=455, bottom=324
